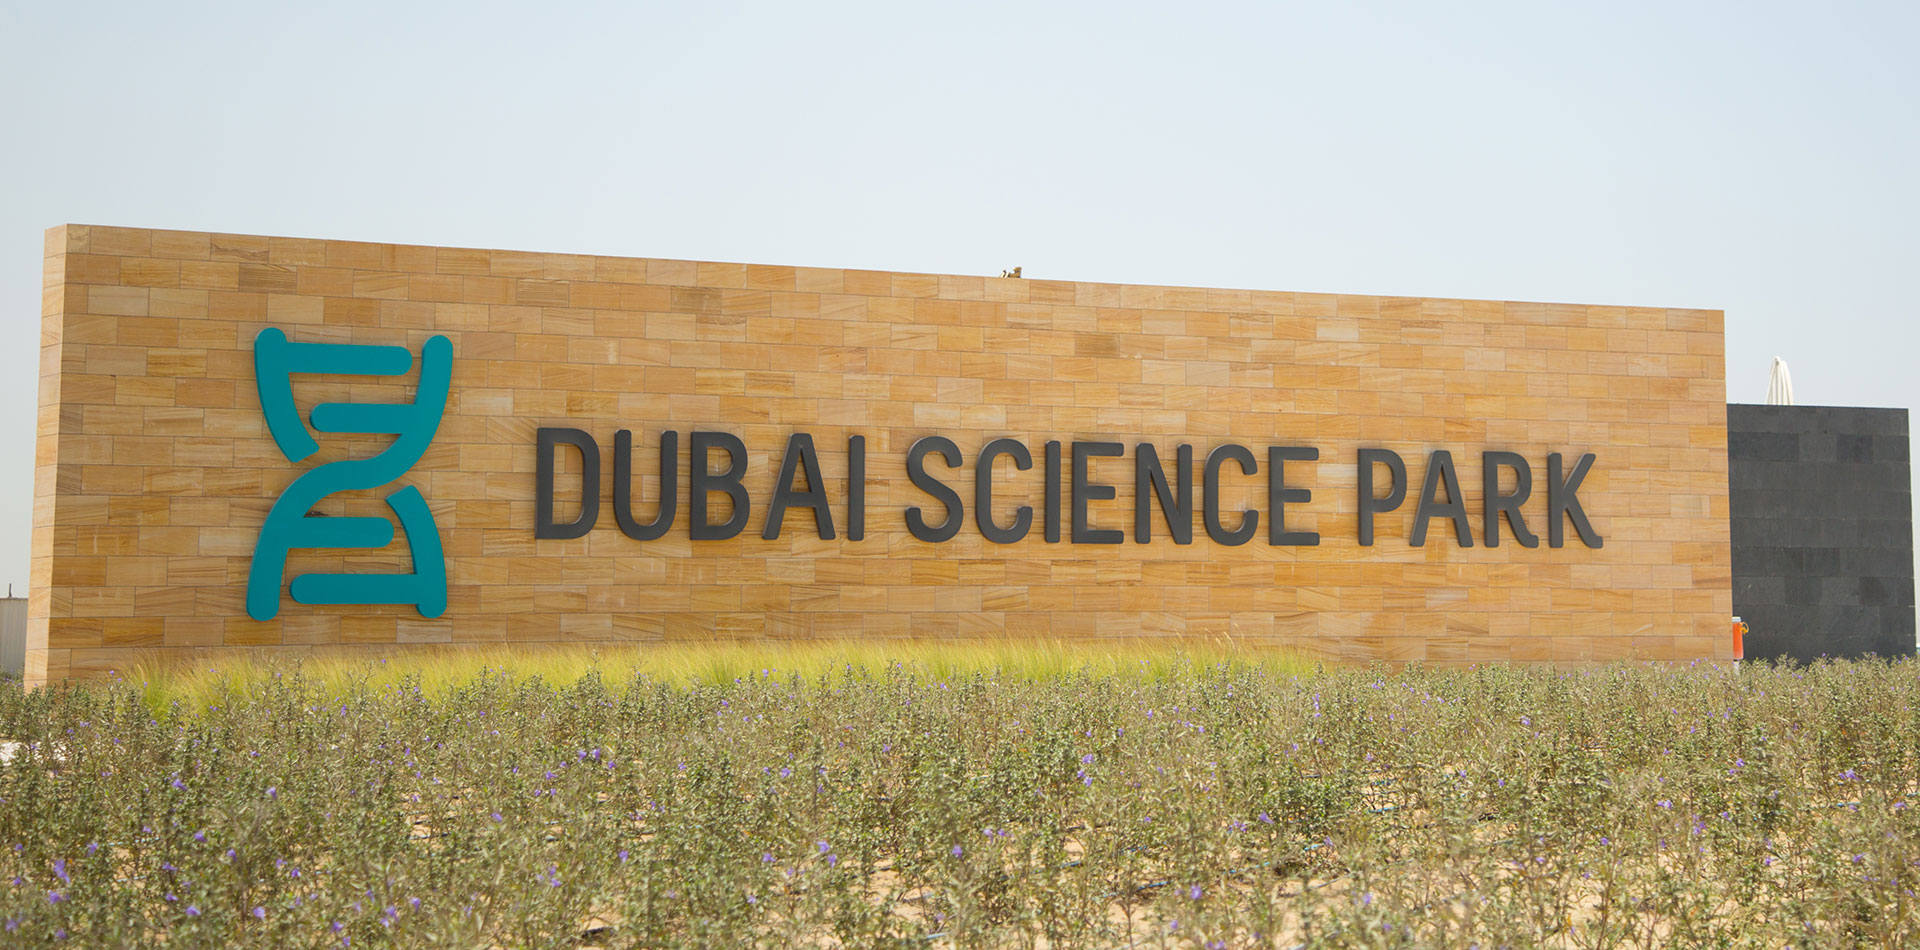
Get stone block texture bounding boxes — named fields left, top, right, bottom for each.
left=1729, top=404, right=1916, bottom=661
left=29, top=225, right=1733, bottom=685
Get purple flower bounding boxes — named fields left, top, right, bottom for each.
left=253, top=906, right=266, bottom=920
left=170, top=777, right=186, bottom=792
left=1081, top=754, right=1095, bottom=764
left=951, top=845, right=963, bottom=857
left=618, top=850, right=629, bottom=864
left=47, top=891, right=64, bottom=904
left=193, top=830, right=206, bottom=843
left=409, top=897, right=421, bottom=910
left=266, top=787, right=277, bottom=800
left=1188, top=885, right=1203, bottom=900
left=817, top=840, right=830, bottom=854
left=52, top=859, right=67, bottom=883
left=185, top=905, right=200, bottom=917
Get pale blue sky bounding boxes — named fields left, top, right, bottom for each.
left=1, top=1, right=1915, bottom=591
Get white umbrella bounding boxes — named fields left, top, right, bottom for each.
left=1766, top=356, right=1794, bottom=406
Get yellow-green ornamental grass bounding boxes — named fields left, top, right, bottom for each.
left=1, top=644, right=1917, bottom=948
left=124, top=640, right=1320, bottom=712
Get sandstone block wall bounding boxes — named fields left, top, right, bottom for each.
left=29, top=224, right=1731, bottom=684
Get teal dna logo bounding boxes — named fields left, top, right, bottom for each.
left=246, top=328, right=453, bottom=621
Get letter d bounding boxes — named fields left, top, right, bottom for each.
left=536, top=428, right=600, bottom=539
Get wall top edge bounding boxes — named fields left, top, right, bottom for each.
left=1729, top=404, right=1910, bottom=417
left=45, top=223, right=1725, bottom=318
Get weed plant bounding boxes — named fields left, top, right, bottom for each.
left=0, top=649, right=1915, bottom=948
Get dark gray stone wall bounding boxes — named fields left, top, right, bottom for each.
left=1729, top=404, right=1915, bottom=661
